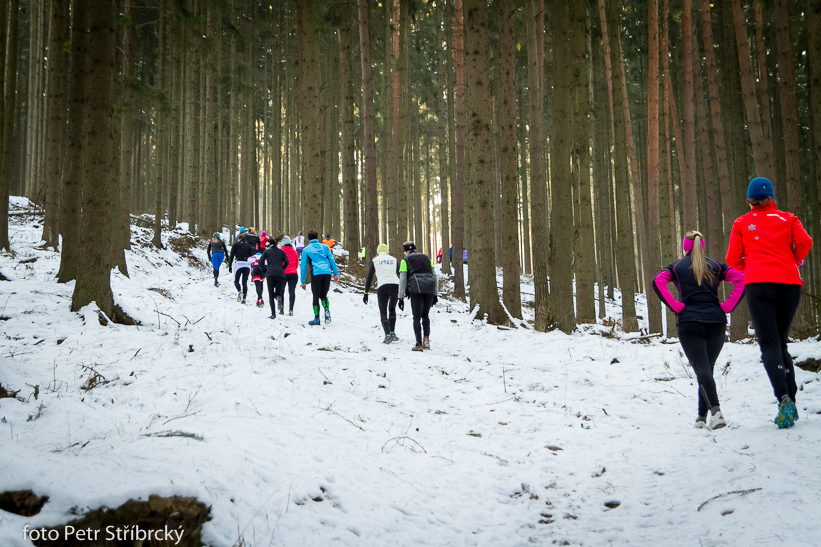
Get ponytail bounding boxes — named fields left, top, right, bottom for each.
left=685, top=231, right=715, bottom=286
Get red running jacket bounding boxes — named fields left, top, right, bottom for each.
left=725, top=201, right=813, bottom=285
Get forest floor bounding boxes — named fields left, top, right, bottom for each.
left=1, top=197, right=821, bottom=546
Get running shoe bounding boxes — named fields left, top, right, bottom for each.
left=709, top=411, right=727, bottom=430
left=288, top=310, right=294, bottom=316
left=309, top=317, right=321, bottom=326
left=389, top=332, right=400, bottom=343
left=694, top=420, right=708, bottom=429
left=422, top=336, right=430, bottom=350
left=237, top=292, right=243, bottom=302
left=383, top=334, right=392, bottom=344
left=412, top=343, right=424, bottom=352
left=324, top=307, right=331, bottom=324
left=774, top=396, right=796, bottom=429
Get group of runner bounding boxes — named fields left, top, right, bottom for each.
left=654, top=177, right=813, bottom=430
left=207, top=227, right=439, bottom=351
left=204, top=177, right=813, bottom=424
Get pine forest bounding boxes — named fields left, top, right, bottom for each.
left=2, top=0, right=821, bottom=338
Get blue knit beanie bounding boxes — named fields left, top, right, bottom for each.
left=747, top=177, right=774, bottom=201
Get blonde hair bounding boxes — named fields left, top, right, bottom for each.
left=685, top=231, right=715, bottom=286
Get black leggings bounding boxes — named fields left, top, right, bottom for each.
left=377, top=284, right=399, bottom=334
left=266, top=276, right=286, bottom=316
left=254, top=279, right=264, bottom=300
left=311, top=274, right=331, bottom=309
left=234, top=268, right=249, bottom=295
left=746, top=283, right=802, bottom=402
left=677, top=321, right=725, bottom=417
left=279, top=273, right=298, bottom=312
left=410, top=292, right=435, bottom=344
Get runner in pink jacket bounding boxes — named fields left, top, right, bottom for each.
left=279, top=236, right=300, bottom=316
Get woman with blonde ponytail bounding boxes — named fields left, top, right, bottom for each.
left=654, top=231, right=745, bottom=430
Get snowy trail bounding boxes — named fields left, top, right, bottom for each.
left=1, top=212, right=821, bottom=546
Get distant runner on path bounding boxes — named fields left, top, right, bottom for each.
left=363, top=243, right=401, bottom=344
left=206, top=233, right=228, bottom=287
left=229, top=233, right=254, bottom=304
left=398, top=241, right=437, bottom=352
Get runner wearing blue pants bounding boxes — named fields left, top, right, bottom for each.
left=206, top=233, right=228, bottom=287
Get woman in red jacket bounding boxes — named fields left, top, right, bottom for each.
left=725, top=177, right=813, bottom=428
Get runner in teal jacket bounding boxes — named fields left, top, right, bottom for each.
left=300, top=231, right=340, bottom=325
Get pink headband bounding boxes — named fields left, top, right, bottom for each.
left=683, top=236, right=705, bottom=254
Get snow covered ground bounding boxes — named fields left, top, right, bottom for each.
left=1, top=198, right=820, bottom=546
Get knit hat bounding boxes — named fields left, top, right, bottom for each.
left=239, top=226, right=246, bottom=233
left=377, top=243, right=388, bottom=254
left=403, top=241, right=416, bottom=252
left=261, top=231, right=267, bottom=238
left=281, top=235, right=292, bottom=246
left=747, top=177, right=774, bottom=201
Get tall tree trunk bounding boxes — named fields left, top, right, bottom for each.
left=517, top=75, right=531, bottom=276
left=153, top=0, right=166, bottom=249
left=71, top=0, right=116, bottom=318
left=498, top=0, right=521, bottom=319
left=527, top=0, right=550, bottom=330
left=809, top=0, right=821, bottom=246
left=57, top=0, right=87, bottom=281
left=731, top=0, right=774, bottom=179
left=397, top=0, right=410, bottom=243
left=384, top=0, right=399, bottom=256
left=116, top=0, right=136, bottom=276
left=463, top=0, right=507, bottom=324
left=592, top=15, right=612, bottom=318
left=358, top=0, right=379, bottom=261
left=436, top=0, right=451, bottom=277
left=203, top=4, right=217, bottom=235
left=412, top=101, right=424, bottom=251
left=681, top=0, right=697, bottom=229
left=298, top=0, right=322, bottom=231
left=774, top=0, right=801, bottom=214
left=603, top=0, right=638, bottom=332
left=660, top=0, right=677, bottom=336
left=550, top=0, right=578, bottom=332
left=753, top=0, right=775, bottom=166
left=0, top=0, right=19, bottom=251
left=340, top=19, right=359, bottom=257
left=451, top=0, right=467, bottom=301
left=646, top=0, right=662, bottom=335
left=701, top=0, right=735, bottom=246
left=42, top=0, right=69, bottom=248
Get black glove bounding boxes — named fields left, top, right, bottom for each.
left=363, top=293, right=369, bottom=305
left=398, top=299, right=404, bottom=311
